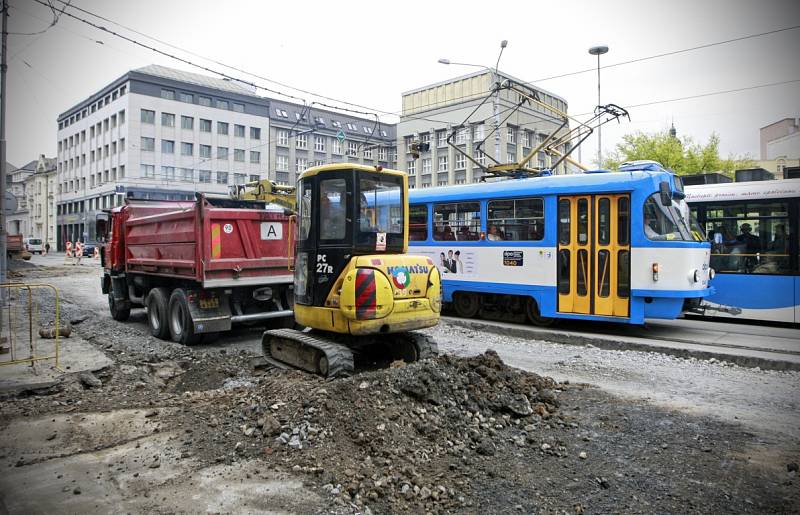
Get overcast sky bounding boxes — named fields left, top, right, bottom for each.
left=5, top=0, right=799, bottom=167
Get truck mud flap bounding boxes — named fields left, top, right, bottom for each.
left=187, top=290, right=232, bottom=334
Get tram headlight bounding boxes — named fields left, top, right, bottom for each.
left=709, top=268, right=716, bottom=280
left=689, top=269, right=700, bottom=283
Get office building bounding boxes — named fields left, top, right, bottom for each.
left=397, top=70, right=572, bottom=187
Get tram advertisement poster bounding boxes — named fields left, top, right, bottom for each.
left=418, top=249, right=477, bottom=276
left=503, top=250, right=523, bottom=267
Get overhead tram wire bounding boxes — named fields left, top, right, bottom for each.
left=6, top=0, right=71, bottom=36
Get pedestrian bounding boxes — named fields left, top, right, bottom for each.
left=44, top=243, right=50, bottom=255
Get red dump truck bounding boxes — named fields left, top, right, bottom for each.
left=97, top=195, right=294, bottom=344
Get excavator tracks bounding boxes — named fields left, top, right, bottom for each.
left=263, top=328, right=355, bottom=378
left=262, top=329, right=439, bottom=378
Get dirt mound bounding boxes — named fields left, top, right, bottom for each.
left=226, top=350, right=563, bottom=512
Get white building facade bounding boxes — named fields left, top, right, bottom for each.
left=23, top=156, right=57, bottom=249
left=55, top=65, right=271, bottom=248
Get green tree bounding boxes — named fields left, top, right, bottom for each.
left=602, top=130, right=754, bottom=176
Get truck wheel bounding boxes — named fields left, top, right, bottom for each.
left=108, top=292, right=130, bottom=322
left=453, top=292, right=480, bottom=318
left=526, top=297, right=556, bottom=327
left=168, top=288, right=202, bottom=345
left=145, top=287, right=170, bottom=339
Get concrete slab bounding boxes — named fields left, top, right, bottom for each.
left=0, top=335, right=113, bottom=394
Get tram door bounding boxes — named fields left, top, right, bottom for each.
left=557, top=194, right=630, bottom=317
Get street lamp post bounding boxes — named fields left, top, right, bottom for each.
left=438, top=40, right=507, bottom=163
left=588, top=45, right=609, bottom=167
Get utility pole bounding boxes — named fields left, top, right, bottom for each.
left=588, top=45, right=609, bottom=168
left=493, top=40, right=507, bottom=163
left=1, top=0, right=9, bottom=289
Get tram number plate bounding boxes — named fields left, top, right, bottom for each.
left=503, top=251, right=523, bottom=267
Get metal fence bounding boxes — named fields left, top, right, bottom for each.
left=0, top=283, right=62, bottom=372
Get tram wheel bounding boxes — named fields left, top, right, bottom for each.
left=453, top=292, right=480, bottom=318
left=526, top=297, right=556, bottom=327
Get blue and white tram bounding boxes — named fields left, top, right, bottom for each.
left=408, top=161, right=713, bottom=325
left=685, top=178, right=800, bottom=324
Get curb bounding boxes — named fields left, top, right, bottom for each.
left=443, top=317, right=800, bottom=372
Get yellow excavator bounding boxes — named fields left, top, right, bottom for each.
left=236, top=164, right=441, bottom=377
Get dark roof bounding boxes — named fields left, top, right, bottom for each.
left=268, top=99, right=396, bottom=142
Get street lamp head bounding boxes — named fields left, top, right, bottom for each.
left=437, top=58, right=451, bottom=65
left=500, top=40, right=508, bottom=49
left=588, top=45, right=609, bottom=56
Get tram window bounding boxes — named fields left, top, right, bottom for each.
left=597, top=250, right=610, bottom=297
left=433, top=202, right=480, bottom=241
left=643, top=194, right=688, bottom=241
left=558, top=249, right=570, bottom=294
left=598, top=198, right=610, bottom=245
left=577, top=199, right=589, bottom=245
left=702, top=201, right=792, bottom=274
left=576, top=249, right=589, bottom=296
left=409, top=205, right=428, bottom=241
left=618, top=197, right=629, bottom=245
left=558, top=199, right=570, bottom=245
left=298, top=180, right=312, bottom=241
left=487, top=197, right=544, bottom=241
left=617, top=249, right=630, bottom=298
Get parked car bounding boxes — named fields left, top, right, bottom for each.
left=81, top=241, right=97, bottom=257
left=24, top=238, right=44, bottom=254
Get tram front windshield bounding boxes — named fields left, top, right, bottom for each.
left=643, top=193, right=703, bottom=241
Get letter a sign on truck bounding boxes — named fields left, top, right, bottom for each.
left=260, top=222, right=283, bottom=240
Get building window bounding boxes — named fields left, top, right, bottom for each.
left=216, top=172, right=229, bottom=184
left=332, top=139, right=342, bottom=155
left=378, top=147, right=387, bottom=161
left=217, top=147, right=228, bottom=159
left=179, top=92, right=193, bottom=103
left=198, top=170, right=212, bottom=183
left=249, top=174, right=260, bottom=182
left=312, top=160, right=325, bottom=167
left=314, top=136, right=325, bottom=152
left=141, top=164, right=155, bottom=178
left=438, top=155, right=448, bottom=172
left=234, top=173, right=247, bottom=185
left=161, top=112, right=175, bottom=127
left=346, top=123, right=357, bottom=131
left=363, top=126, right=373, bottom=135
left=455, top=154, right=466, bottom=170
left=141, top=137, right=155, bottom=152
left=162, top=140, right=175, bottom=154
left=233, top=103, right=245, bottom=113
left=119, top=165, right=125, bottom=178
left=141, top=109, right=155, bottom=124
left=331, top=120, right=341, bottom=128
left=250, top=151, right=261, bottom=164
left=455, top=128, right=467, bottom=145
left=162, top=166, right=175, bottom=181
left=422, top=158, right=432, bottom=174
left=507, top=127, right=516, bottom=144
left=199, top=96, right=211, bottom=107
left=275, top=108, right=288, bottom=118
left=181, top=115, right=194, bottom=130
left=277, top=130, right=289, bottom=146
left=218, top=122, right=229, bottom=135
left=276, top=155, right=288, bottom=171
left=296, top=134, right=308, bottom=149
left=407, top=160, right=416, bottom=176
left=234, top=148, right=245, bottom=162
left=161, top=89, right=175, bottom=100
left=347, top=141, right=358, bottom=157
left=120, top=138, right=125, bottom=152
left=119, top=110, right=125, bottom=124
left=215, top=99, right=229, bottom=110
left=296, top=158, right=308, bottom=172
left=522, top=130, right=531, bottom=148
left=476, top=150, right=487, bottom=165
left=179, top=168, right=192, bottom=181
left=234, top=124, right=245, bottom=138
left=199, top=144, right=211, bottom=158
left=507, top=152, right=515, bottom=164
left=473, top=124, right=485, bottom=142
left=437, top=130, right=447, bottom=147
left=181, top=142, right=193, bottom=156
left=250, top=127, right=261, bottom=140
left=364, top=148, right=373, bottom=159
left=200, top=119, right=212, bottom=132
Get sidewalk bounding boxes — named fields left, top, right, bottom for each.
left=443, top=316, right=800, bottom=371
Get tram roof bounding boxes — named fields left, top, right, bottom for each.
left=408, top=170, right=670, bottom=203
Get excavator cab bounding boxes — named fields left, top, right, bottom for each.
left=263, top=164, right=441, bottom=377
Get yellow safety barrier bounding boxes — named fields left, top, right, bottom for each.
left=0, top=283, right=62, bottom=372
